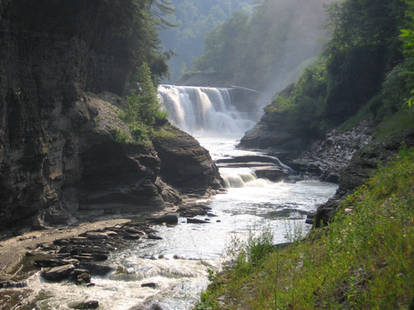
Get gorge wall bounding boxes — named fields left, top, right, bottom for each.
left=0, top=0, right=222, bottom=230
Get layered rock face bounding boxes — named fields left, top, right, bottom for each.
left=153, top=127, right=222, bottom=194
left=0, top=1, right=221, bottom=229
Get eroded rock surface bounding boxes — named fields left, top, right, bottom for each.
left=153, top=127, right=223, bottom=195
left=0, top=1, right=222, bottom=230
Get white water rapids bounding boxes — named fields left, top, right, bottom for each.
left=24, top=85, right=337, bottom=309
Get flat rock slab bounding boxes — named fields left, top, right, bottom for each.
left=41, top=264, right=75, bottom=282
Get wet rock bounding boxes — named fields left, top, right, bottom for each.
left=124, top=227, right=143, bottom=235
left=178, top=204, right=212, bottom=217
left=0, top=281, right=27, bottom=289
left=72, top=255, right=95, bottom=262
left=141, top=282, right=157, bottom=289
left=147, top=234, right=162, bottom=240
left=81, top=232, right=108, bottom=240
left=187, top=218, right=209, bottom=224
left=122, top=233, right=141, bottom=240
left=75, top=272, right=91, bottom=284
left=150, top=304, right=163, bottom=310
left=69, top=300, right=99, bottom=309
left=207, top=213, right=217, bottom=217
left=148, top=213, right=178, bottom=225
left=324, top=173, right=340, bottom=183
left=53, top=239, right=70, bottom=246
left=254, top=167, right=289, bottom=182
left=305, top=216, right=314, bottom=225
left=79, top=263, right=113, bottom=276
left=104, top=231, right=118, bottom=237
left=41, top=264, right=75, bottom=282
left=35, top=258, right=79, bottom=268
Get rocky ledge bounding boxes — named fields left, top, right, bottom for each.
left=0, top=203, right=220, bottom=309
left=283, top=122, right=373, bottom=182
left=314, top=129, right=414, bottom=226
left=240, top=113, right=374, bottom=182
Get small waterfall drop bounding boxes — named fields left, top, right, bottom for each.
left=158, top=84, right=255, bottom=137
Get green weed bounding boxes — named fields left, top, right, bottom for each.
left=196, top=148, right=414, bottom=309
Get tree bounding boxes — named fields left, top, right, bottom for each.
left=400, top=0, right=414, bottom=107
left=122, top=63, right=167, bottom=143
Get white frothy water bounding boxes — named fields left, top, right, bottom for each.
left=158, top=85, right=255, bottom=137
left=25, top=86, right=338, bottom=310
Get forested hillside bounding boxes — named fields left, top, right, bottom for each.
left=159, top=0, right=252, bottom=82
left=190, top=0, right=328, bottom=92
left=241, top=0, right=414, bottom=150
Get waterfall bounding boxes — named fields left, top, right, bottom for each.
left=158, top=84, right=255, bottom=137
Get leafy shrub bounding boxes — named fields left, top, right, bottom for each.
left=109, top=128, right=133, bottom=145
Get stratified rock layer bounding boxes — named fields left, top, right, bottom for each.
left=315, top=129, right=414, bottom=226
left=0, top=1, right=221, bottom=229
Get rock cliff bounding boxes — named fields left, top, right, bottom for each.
left=315, top=129, right=414, bottom=226
left=0, top=0, right=222, bottom=230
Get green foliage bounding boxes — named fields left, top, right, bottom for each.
left=323, top=0, right=406, bottom=124
left=196, top=148, right=414, bottom=309
left=109, top=128, right=134, bottom=145
left=264, top=59, right=328, bottom=140
left=120, top=63, right=168, bottom=145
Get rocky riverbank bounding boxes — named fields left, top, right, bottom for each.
left=0, top=201, right=218, bottom=309
left=240, top=109, right=414, bottom=227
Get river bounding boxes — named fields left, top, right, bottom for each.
left=25, top=85, right=337, bottom=310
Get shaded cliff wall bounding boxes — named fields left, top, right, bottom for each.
left=0, top=0, right=221, bottom=229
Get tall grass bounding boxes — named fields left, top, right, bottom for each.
left=196, top=147, right=414, bottom=309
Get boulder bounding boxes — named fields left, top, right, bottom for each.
left=148, top=213, right=179, bottom=225
left=76, top=272, right=91, bottom=285
left=41, top=264, right=75, bottom=282
left=254, top=167, right=289, bottom=182
left=152, top=127, right=223, bottom=194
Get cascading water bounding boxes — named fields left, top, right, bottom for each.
left=158, top=85, right=255, bottom=137
left=25, top=85, right=337, bottom=310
